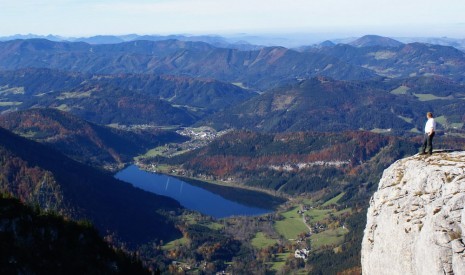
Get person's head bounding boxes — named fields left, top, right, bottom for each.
left=427, top=112, right=433, bottom=118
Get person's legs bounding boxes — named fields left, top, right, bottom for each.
left=427, top=132, right=435, bottom=154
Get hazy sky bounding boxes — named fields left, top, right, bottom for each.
left=1, top=0, right=464, bottom=38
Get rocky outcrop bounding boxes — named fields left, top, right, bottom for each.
left=362, top=151, right=465, bottom=275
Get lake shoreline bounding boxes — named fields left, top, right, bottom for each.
left=115, top=165, right=285, bottom=218
left=134, top=161, right=290, bottom=200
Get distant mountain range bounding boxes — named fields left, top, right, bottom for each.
left=0, top=36, right=464, bottom=92
left=314, top=35, right=465, bottom=52
left=0, top=33, right=262, bottom=50
left=0, top=39, right=376, bottom=90
left=304, top=40, right=465, bottom=81
left=348, top=35, right=404, bottom=48
left=0, top=37, right=464, bottom=133
left=1, top=33, right=464, bottom=51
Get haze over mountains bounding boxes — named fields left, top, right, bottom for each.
left=1, top=33, right=465, bottom=51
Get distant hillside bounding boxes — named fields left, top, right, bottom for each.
left=0, top=68, right=255, bottom=125
left=394, top=37, right=465, bottom=52
left=0, top=108, right=186, bottom=169
left=0, top=33, right=263, bottom=50
left=202, top=76, right=465, bottom=133
left=348, top=35, right=403, bottom=48
left=98, top=34, right=262, bottom=50
left=318, top=40, right=336, bottom=47
left=307, top=42, right=465, bottom=81
left=0, top=195, right=149, bottom=274
left=0, top=127, right=182, bottom=247
left=144, top=130, right=417, bottom=194
left=0, top=39, right=377, bottom=90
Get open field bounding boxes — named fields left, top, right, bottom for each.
left=435, top=115, right=447, bottom=125
left=57, top=91, right=93, bottom=99
left=398, top=115, right=413, bottom=123
left=162, top=237, right=189, bottom=250
left=370, top=128, right=392, bottom=133
left=450, top=123, right=464, bottom=129
left=306, top=209, right=332, bottom=223
left=334, top=208, right=352, bottom=216
left=0, top=101, right=22, bottom=106
left=322, top=192, right=345, bottom=207
left=269, top=252, right=290, bottom=272
left=390, top=85, right=410, bottom=95
left=231, top=82, right=248, bottom=89
left=275, top=207, right=308, bottom=240
left=310, top=227, right=348, bottom=250
left=414, top=93, right=453, bottom=101
left=142, top=146, right=169, bottom=157
left=54, top=104, right=71, bottom=111
left=182, top=213, right=224, bottom=230
left=435, top=116, right=464, bottom=130
left=251, top=232, right=278, bottom=249
left=141, top=145, right=189, bottom=158
left=0, top=86, right=25, bottom=94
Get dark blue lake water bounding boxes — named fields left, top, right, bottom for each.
left=115, top=165, right=275, bottom=218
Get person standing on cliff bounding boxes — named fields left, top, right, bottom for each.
left=420, top=112, right=436, bottom=155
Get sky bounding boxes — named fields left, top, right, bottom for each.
left=1, top=0, right=464, bottom=40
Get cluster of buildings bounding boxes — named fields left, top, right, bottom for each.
left=109, top=123, right=161, bottom=131
left=268, top=160, right=350, bottom=172
left=294, top=248, right=310, bottom=259
left=176, top=127, right=221, bottom=141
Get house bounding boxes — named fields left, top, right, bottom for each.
left=294, top=248, right=310, bottom=259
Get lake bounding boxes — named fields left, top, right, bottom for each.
left=115, top=165, right=285, bottom=218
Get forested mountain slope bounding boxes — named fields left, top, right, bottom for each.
left=203, top=76, right=465, bottom=133
left=307, top=41, right=465, bottom=81
left=0, top=68, right=254, bottom=125
left=0, top=108, right=186, bottom=169
left=144, top=130, right=418, bottom=195
left=0, top=195, right=149, bottom=274
left=0, top=127, right=182, bottom=247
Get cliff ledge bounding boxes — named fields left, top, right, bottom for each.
left=362, top=151, right=465, bottom=275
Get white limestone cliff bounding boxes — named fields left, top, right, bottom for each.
left=362, top=151, right=465, bottom=275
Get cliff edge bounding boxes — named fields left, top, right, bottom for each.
left=362, top=151, right=465, bottom=275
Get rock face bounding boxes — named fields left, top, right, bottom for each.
left=362, top=151, right=465, bottom=275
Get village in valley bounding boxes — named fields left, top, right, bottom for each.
left=134, top=127, right=354, bottom=273
left=137, top=126, right=232, bottom=162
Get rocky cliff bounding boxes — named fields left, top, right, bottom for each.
left=362, top=151, right=465, bottom=275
